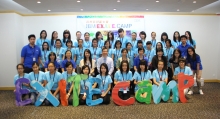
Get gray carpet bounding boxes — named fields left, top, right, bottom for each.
left=0, top=83, right=220, bottom=119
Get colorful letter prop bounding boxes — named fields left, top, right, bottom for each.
left=14, top=78, right=32, bottom=106
left=86, top=77, right=103, bottom=106
left=30, top=80, right=60, bottom=107
left=178, top=73, right=194, bottom=103
left=59, top=79, right=68, bottom=106
left=68, top=74, right=88, bottom=107
left=135, top=80, right=152, bottom=104
left=112, top=82, right=135, bottom=106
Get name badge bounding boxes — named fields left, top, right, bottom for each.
left=33, top=57, right=36, bottom=61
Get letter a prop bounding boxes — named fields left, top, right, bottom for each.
left=178, top=73, right=194, bottom=103
left=112, top=82, right=135, bottom=106
left=135, top=80, right=152, bottom=104
left=14, top=78, right=32, bottom=106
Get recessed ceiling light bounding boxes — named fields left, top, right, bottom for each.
left=37, top=1, right=41, bottom=3
left=81, top=9, right=83, bottom=11
left=48, top=9, right=51, bottom=11
left=117, top=0, right=120, bottom=2
left=113, top=9, right=116, bottom=10
left=77, top=0, right=80, bottom=2
left=156, top=1, right=159, bottom=2
left=193, top=1, right=196, bottom=3
left=177, top=9, right=179, bottom=11
left=146, top=9, right=149, bottom=10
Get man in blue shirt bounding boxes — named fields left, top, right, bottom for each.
left=97, top=47, right=114, bottom=77
left=116, top=28, right=128, bottom=48
left=134, top=47, right=148, bottom=71
left=21, top=34, right=42, bottom=73
left=177, top=35, right=191, bottom=58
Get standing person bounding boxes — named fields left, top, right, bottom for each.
left=114, top=60, right=132, bottom=100
left=21, top=34, right=42, bottom=73
left=126, top=42, right=135, bottom=72
left=165, top=39, right=174, bottom=82
left=112, top=40, right=122, bottom=67
left=97, top=47, right=114, bottom=77
left=89, top=38, right=102, bottom=63
left=104, top=40, right=112, bottom=57
left=96, top=63, right=112, bottom=104
left=73, top=31, right=82, bottom=47
left=29, top=62, right=46, bottom=104
left=61, top=50, right=76, bottom=73
left=151, top=49, right=167, bottom=72
left=177, top=35, right=191, bottom=59
left=96, top=31, right=104, bottom=48
left=155, top=42, right=167, bottom=56
left=41, top=42, right=51, bottom=71
left=151, top=32, right=157, bottom=49
left=107, top=31, right=116, bottom=49
left=169, top=49, right=182, bottom=79
left=62, top=62, right=77, bottom=105
left=44, top=52, right=59, bottom=72
left=50, top=31, right=58, bottom=51
left=160, top=32, right=168, bottom=48
left=44, top=62, right=62, bottom=106
left=187, top=47, right=204, bottom=95
left=139, top=31, right=147, bottom=49
left=79, top=49, right=96, bottom=76
left=62, top=30, right=71, bottom=48
left=63, top=40, right=76, bottom=61
left=75, top=39, right=85, bottom=73
left=52, top=39, right=65, bottom=72
left=133, top=60, right=152, bottom=94
left=152, top=60, right=168, bottom=86
left=36, top=30, right=50, bottom=49
left=185, top=31, right=196, bottom=49
left=134, top=40, right=145, bottom=57
left=133, top=48, right=148, bottom=71
left=172, top=31, right=181, bottom=49
left=83, top=32, right=92, bottom=49
left=14, top=64, right=30, bottom=100
left=117, top=28, right=128, bottom=48
left=145, top=41, right=155, bottom=67
left=128, top=32, right=137, bottom=51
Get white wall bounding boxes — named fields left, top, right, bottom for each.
left=0, top=13, right=22, bottom=87
left=0, top=13, right=219, bottom=87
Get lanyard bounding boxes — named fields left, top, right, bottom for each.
left=120, top=37, right=123, bottom=43
left=32, top=46, right=35, bottom=57
left=101, top=76, right=106, bottom=90
left=141, top=72, right=145, bottom=81
left=53, top=40, right=56, bottom=48
left=98, top=40, right=102, bottom=47
left=93, top=48, right=97, bottom=55
left=79, top=48, right=83, bottom=56
left=56, top=48, right=60, bottom=56
left=122, top=73, right=127, bottom=81
left=50, top=73, right=56, bottom=82
left=44, top=50, right=47, bottom=61
left=157, top=70, right=163, bottom=81
left=166, top=48, right=170, bottom=56
left=132, top=40, right=135, bottom=46
left=116, top=49, right=120, bottom=58
left=128, top=50, right=131, bottom=57
left=83, top=80, right=87, bottom=90
left=34, top=73, right=39, bottom=81
left=86, top=41, right=90, bottom=47
left=110, top=40, right=113, bottom=46
left=147, top=50, right=151, bottom=59
left=180, top=67, right=185, bottom=73
left=151, top=40, right=156, bottom=47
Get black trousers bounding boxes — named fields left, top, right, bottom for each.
left=24, top=67, right=33, bottom=73
left=167, top=67, right=173, bottom=83
left=79, top=94, right=86, bottom=105
left=118, top=91, right=130, bottom=100
left=96, top=94, right=111, bottom=104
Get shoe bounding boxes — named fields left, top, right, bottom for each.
left=184, top=89, right=188, bottom=94
left=187, top=90, right=193, bottom=95
left=199, top=90, right=204, bottom=95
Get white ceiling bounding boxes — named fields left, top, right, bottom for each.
left=0, top=0, right=220, bottom=15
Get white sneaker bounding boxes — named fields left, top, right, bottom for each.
left=184, top=89, right=188, bottom=94
left=199, top=90, right=204, bottom=95
left=187, top=90, right=193, bottom=95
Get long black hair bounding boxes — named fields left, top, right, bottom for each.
left=187, top=47, right=197, bottom=61
left=48, top=52, right=57, bottom=61
left=99, top=63, right=109, bottom=76
left=185, top=31, right=193, bottom=45
left=64, top=50, right=72, bottom=59
left=83, top=49, right=93, bottom=68
left=165, top=39, right=173, bottom=47
left=40, top=30, right=47, bottom=39
left=63, top=30, right=71, bottom=44
left=81, top=65, right=90, bottom=75
left=115, top=40, right=122, bottom=49
left=107, top=31, right=114, bottom=41
left=42, top=42, right=49, bottom=51
left=120, top=60, right=129, bottom=73
left=104, top=40, right=111, bottom=49
left=161, top=32, right=168, bottom=42
left=173, top=31, right=180, bottom=42
left=138, top=60, right=148, bottom=74
left=171, top=49, right=181, bottom=61
left=156, top=42, right=164, bottom=55
left=96, top=31, right=102, bottom=40
left=139, top=31, right=146, bottom=40
left=51, top=31, right=57, bottom=46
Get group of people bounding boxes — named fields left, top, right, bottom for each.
left=15, top=28, right=203, bottom=106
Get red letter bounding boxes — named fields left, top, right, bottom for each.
left=59, top=79, right=68, bottom=106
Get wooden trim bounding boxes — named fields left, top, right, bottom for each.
left=0, top=79, right=219, bottom=90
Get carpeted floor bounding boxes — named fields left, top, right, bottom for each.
left=0, top=83, right=220, bottom=119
